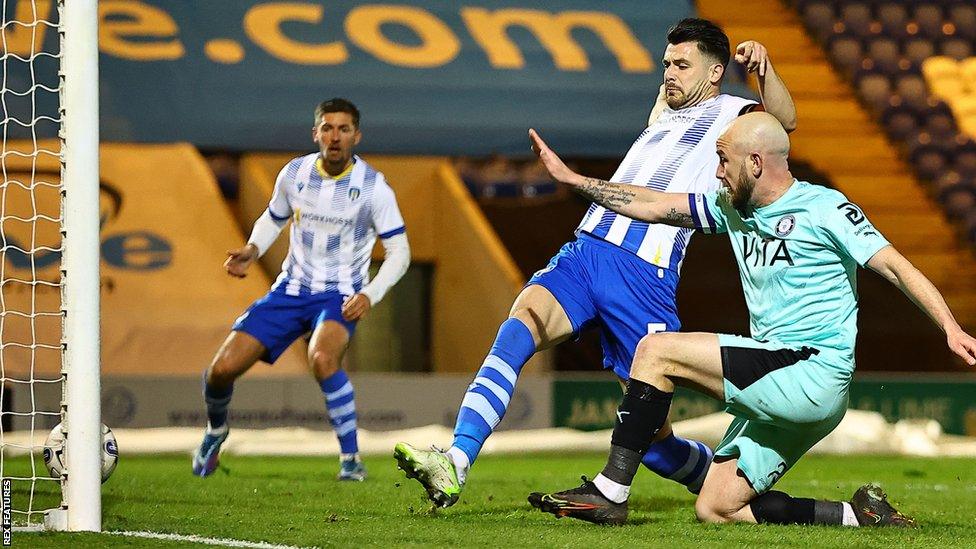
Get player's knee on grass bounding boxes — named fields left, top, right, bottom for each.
left=694, top=495, right=743, bottom=524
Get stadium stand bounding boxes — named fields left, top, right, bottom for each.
left=698, top=0, right=976, bottom=333
left=789, top=0, right=976, bottom=251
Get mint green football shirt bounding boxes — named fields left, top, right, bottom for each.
left=688, top=180, right=890, bottom=368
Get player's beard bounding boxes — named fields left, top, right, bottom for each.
left=323, top=147, right=351, bottom=174
left=667, top=79, right=709, bottom=110
left=665, top=87, right=685, bottom=109
left=731, top=165, right=755, bottom=215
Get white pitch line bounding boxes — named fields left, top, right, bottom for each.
left=108, top=530, right=316, bottom=549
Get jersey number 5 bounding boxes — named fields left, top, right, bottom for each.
left=647, top=323, right=667, bottom=335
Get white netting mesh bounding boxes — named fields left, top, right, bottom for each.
left=0, top=0, right=64, bottom=527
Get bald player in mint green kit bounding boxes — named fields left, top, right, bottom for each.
left=693, top=179, right=880, bottom=494
left=524, top=114, right=976, bottom=528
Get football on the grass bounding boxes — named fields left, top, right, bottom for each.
left=43, top=423, right=118, bottom=483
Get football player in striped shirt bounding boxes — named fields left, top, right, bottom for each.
left=395, top=18, right=797, bottom=508
left=192, top=98, right=411, bottom=481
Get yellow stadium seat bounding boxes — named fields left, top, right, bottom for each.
left=922, top=56, right=965, bottom=100
left=930, top=79, right=967, bottom=101
left=960, top=57, right=976, bottom=92
left=922, top=56, right=961, bottom=80
left=952, top=95, right=976, bottom=137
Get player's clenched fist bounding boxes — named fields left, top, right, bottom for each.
left=734, top=40, right=769, bottom=76
left=224, top=243, right=258, bottom=278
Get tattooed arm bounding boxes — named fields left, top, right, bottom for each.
left=529, top=129, right=697, bottom=228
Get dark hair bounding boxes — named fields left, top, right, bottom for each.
left=666, top=18, right=731, bottom=68
left=315, top=98, right=360, bottom=127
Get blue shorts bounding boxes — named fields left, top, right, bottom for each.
left=232, top=287, right=357, bottom=364
left=527, top=233, right=680, bottom=379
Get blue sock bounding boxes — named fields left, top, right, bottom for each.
left=320, top=370, right=358, bottom=454
left=203, top=371, right=233, bottom=431
left=452, top=318, right=536, bottom=465
left=641, top=432, right=713, bottom=493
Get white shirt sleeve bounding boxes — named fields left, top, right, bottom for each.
left=246, top=161, right=294, bottom=256
left=359, top=174, right=409, bottom=304
left=370, top=173, right=406, bottom=239
left=267, top=162, right=294, bottom=222
left=246, top=210, right=288, bottom=257
left=360, top=233, right=410, bottom=305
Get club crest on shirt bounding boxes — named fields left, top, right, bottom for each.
left=349, top=187, right=360, bottom=201
left=775, top=215, right=795, bottom=237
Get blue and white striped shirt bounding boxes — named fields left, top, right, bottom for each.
left=576, top=94, right=755, bottom=271
left=266, top=154, right=405, bottom=296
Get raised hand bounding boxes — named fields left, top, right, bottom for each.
left=528, top=128, right=580, bottom=185
left=224, top=243, right=258, bottom=278
left=734, top=40, right=769, bottom=77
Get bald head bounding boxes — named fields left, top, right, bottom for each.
left=714, top=111, right=794, bottom=213
left=721, top=111, right=790, bottom=160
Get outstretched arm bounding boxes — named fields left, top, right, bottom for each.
left=734, top=41, right=797, bottom=132
left=529, top=129, right=695, bottom=227
left=867, top=246, right=976, bottom=366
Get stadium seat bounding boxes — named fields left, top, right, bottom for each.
left=894, top=73, right=930, bottom=110
left=965, top=210, right=976, bottom=242
left=924, top=109, right=957, bottom=141
left=912, top=147, right=949, bottom=181
left=949, top=4, right=976, bottom=40
left=882, top=106, right=918, bottom=140
left=840, top=3, right=874, bottom=36
left=828, top=34, right=864, bottom=74
left=955, top=144, right=976, bottom=177
left=935, top=169, right=964, bottom=195
left=949, top=96, right=976, bottom=138
left=904, top=38, right=937, bottom=66
left=942, top=186, right=975, bottom=219
left=961, top=58, right=976, bottom=90
left=786, top=0, right=976, bottom=249
left=483, top=182, right=521, bottom=199
left=857, top=72, right=893, bottom=113
left=803, top=2, right=838, bottom=42
left=913, top=4, right=947, bottom=40
left=522, top=182, right=558, bottom=198
left=940, top=37, right=973, bottom=60
left=867, top=37, right=903, bottom=73
left=877, top=3, right=910, bottom=39
left=922, top=56, right=964, bottom=102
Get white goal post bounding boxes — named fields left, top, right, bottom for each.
left=59, top=0, right=101, bottom=532
left=0, top=0, right=101, bottom=532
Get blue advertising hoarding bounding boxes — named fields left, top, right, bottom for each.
left=5, top=1, right=755, bottom=155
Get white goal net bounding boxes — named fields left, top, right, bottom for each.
left=0, top=0, right=100, bottom=532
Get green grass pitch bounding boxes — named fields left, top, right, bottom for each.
left=10, top=452, right=976, bottom=548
